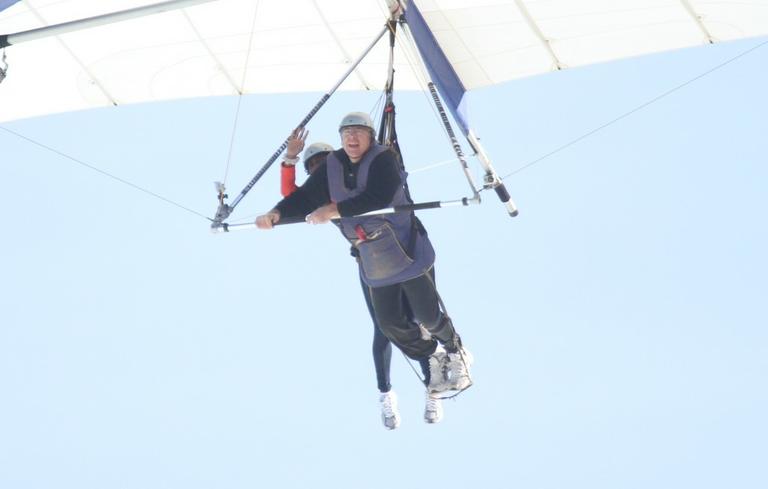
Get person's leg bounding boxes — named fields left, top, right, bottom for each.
left=400, top=270, right=462, bottom=352
left=359, top=275, right=401, bottom=429
left=400, top=270, right=473, bottom=393
left=369, top=282, right=437, bottom=360
left=372, top=330, right=392, bottom=392
left=360, top=274, right=393, bottom=393
left=399, top=288, right=432, bottom=386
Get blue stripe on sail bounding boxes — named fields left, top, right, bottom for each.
left=0, top=0, right=21, bottom=13
left=405, top=1, right=470, bottom=135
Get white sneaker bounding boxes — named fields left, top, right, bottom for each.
left=424, top=392, right=443, bottom=424
left=446, top=347, right=473, bottom=391
left=379, top=391, right=401, bottom=430
left=427, top=345, right=449, bottom=394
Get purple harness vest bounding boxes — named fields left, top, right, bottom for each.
left=327, top=144, right=435, bottom=287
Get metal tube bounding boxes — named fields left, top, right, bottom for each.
left=221, top=24, right=390, bottom=217
left=399, top=14, right=519, bottom=218
left=359, top=196, right=479, bottom=217
left=3, top=0, right=219, bottom=46
left=212, top=196, right=480, bottom=233
left=397, top=20, right=481, bottom=200
left=466, top=130, right=519, bottom=217
left=425, top=81, right=481, bottom=200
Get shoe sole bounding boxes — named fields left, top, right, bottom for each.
left=429, top=381, right=473, bottom=400
left=382, top=417, right=400, bottom=430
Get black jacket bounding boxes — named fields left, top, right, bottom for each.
left=275, top=148, right=401, bottom=218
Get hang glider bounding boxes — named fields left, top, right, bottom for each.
left=3, top=0, right=768, bottom=123
left=0, top=1, right=18, bottom=14
left=2, top=0, right=768, bottom=222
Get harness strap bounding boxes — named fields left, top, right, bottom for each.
left=0, top=50, right=8, bottom=84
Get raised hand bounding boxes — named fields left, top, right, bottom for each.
left=285, top=127, right=308, bottom=162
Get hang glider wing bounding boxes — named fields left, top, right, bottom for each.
left=405, top=0, right=768, bottom=134
left=0, top=0, right=411, bottom=122
left=1, top=0, right=767, bottom=124
left=0, top=0, right=20, bottom=14
left=412, top=0, right=768, bottom=91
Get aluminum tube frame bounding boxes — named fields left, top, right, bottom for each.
left=211, top=24, right=391, bottom=229
left=211, top=197, right=479, bottom=233
left=398, top=6, right=519, bottom=218
left=466, top=130, right=519, bottom=217
left=2, top=0, right=219, bottom=47
left=396, top=19, right=481, bottom=201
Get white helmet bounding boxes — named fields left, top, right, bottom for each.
left=302, top=142, right=334, bottom=173
left=303, top=142, right=334, bottom=162
left=339, top=111, right=375, bottom=132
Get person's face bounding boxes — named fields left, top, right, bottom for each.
left=341, top=126, right=372, bottom=163
left=306, top=153, right=326, bottom=175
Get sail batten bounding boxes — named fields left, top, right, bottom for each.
left=2, top=0, right=768, bottom=122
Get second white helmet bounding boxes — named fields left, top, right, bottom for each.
left=303, top=142, right=334, bottom=162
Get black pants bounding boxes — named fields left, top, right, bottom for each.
left=360, top=274, right=429, bottom=392
left=368, top=268, right=460, bottom=361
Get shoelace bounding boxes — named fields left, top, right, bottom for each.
left=381, top=395, right=397, bottom=418
left=449, top=353, right=469, bottom=376
left=425, top=395, right=441, bottom=414
left=429, top=354, right=449, bottom=377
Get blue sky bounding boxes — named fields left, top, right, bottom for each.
left=1, top=36, right=767, bottom=488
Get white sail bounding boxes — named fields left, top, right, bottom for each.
left=415, top=0, right=768, bottom=89
left=1, top=0, right=767, bottom=122
left=0, top=0, right=408, bottom=122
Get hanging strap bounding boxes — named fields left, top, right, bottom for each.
left=0, top=50, right=7, bottom=84
left=376, top=17, right=425, bottom=258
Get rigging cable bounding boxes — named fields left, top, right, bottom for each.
left=0, top=125, right=211, bottom=221
left=379, top=7, right=473, bottom=397
left=394, top=16, right=483, bottom=200
left=498, top=38, right=768, bottom=182
left=393, top=29, right=469, bottom=172
left=391, top=16, right=484, bottom=196
left=220, top=1, right=261, bottom=186
left=408, top=157, right=460, bottom=174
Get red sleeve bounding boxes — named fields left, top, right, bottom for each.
left=280, top=163, right=298, bottom=197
